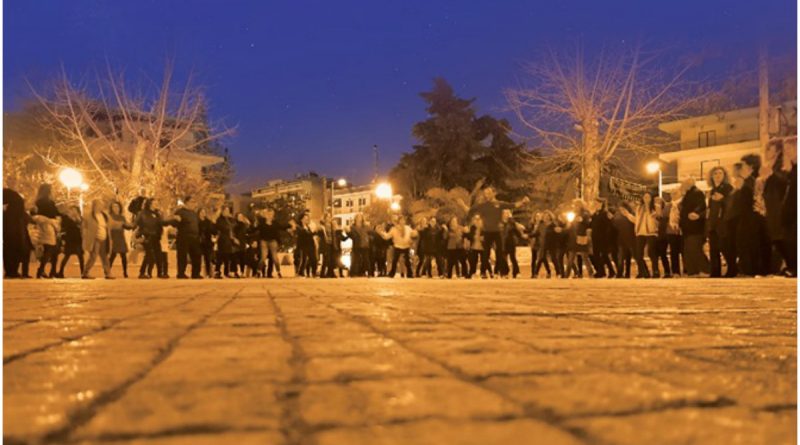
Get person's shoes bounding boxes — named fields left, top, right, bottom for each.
left=104, top=275, right=115, bottom=280
left=123, top=272, right=128, bottom=278
left=177, top=275, right=189, bottom=279
left=546, top=273, right=552, bottom=279
left=159, top=275, right=169, bottom=279
left=663, top=274, right=673, bottom=279
left=192, top=275, right=203, bottom=279
left=81, top=275, right=95, bottom=280
left=138, top=274, right=150, bottom=279
left=21, top=274, right=32, bottom=279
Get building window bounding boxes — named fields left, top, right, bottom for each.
left=698, top=130, right=716, bottom=148
left=358, top=197, right=366, bottom=206
left=346, top=200, right=353, bottom=207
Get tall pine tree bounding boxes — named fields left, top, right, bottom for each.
left=391, top=78, right=527, bottom=199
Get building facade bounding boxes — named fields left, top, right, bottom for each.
left=332, top=184, right=374, bottom=227
left=658, top=101, right=796, bottom=190
left=251, top=172, right=326, bottom=221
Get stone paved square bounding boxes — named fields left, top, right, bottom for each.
left=3, top=278, right=797, bottom=444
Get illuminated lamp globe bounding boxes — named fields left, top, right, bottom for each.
left=59, top=168, right=83, bottom=189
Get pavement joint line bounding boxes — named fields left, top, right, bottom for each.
left=62, top=424, right=276, bottom=444
left=299, top=287, right=601, bottom=445
left=266, top=287, right=316, bottom=445
left=3, top=289, right=216, bottom=365
left=36, top=287, right=245, bottom=445
left=302, top=284, right=764, bottom=434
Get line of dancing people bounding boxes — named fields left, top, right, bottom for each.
left=4, top=141, right=796, bottom=280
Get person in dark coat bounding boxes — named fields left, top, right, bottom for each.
left=612, top=202, right=635, bottom=279
left=763, top=140, right=792, bottom=275
left=346, top=213, right=372, bottom=277
left=706, top=167, right=735, bottom=277
left=57, top=206, right=84, bottom=278
left=590, top=199, right=616, bottom=278
left=532, top=211, right=559, bottom=278
left=498, top=210, right=523, bottom=278
left=417, top=217, right=443, bottom=278
left=295, top=213, right=318, bottom=277
left=781, top=141, right=797, bottom=277
left=3, top=187, right=32, bottom=278
left=198, top=208, right=215, bottom=278
left=736, top=154, right=769, bottom=276
left=214, top=206, right=235, bottom=278
left=169, top=197, right=203, bottom=279
left=679, top=177, right=710, bottom=276
left=134, top=199, right=165, bottom=278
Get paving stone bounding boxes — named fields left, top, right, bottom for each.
left=300, top=377, right=521, bottom=426
left=313, top=419, right=583, bottom=445
left=3, top=278, right=796, bottom=444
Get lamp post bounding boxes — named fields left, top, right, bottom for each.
left=646, top=161, right=662, bottom=198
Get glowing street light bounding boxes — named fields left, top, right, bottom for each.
left=566, top=211, right=576, bottom=223
left=375, top=182, right=393, bottom=200
left=646, top=161, right=663, bottom=197
left=390, top=201, right=401, bottom=212
left=59, top=168, right=83, bottom=190
left=330, top=178, right=347, bottom=212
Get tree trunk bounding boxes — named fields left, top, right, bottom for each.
left=130, top=140, right=147, bottom=187
left=758, top=47, right=770, bottom=159
left=581, top=119, right=601, bottom=202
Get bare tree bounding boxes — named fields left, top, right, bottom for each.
left=26, top=62, right=233, bottom=206
left=506, top=44, right=707, bottom=202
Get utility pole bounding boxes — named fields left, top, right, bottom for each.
left=373, top=144, right=379, bottom=183
left=759, top=46, right=770, bottom=159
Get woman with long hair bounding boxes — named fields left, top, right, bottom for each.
left=652, top=197, right=672, bottom=277
left=706, top=166, right=734, bottom=277
left=347, top=213, right=372, bottom=277
left=532, top=210, right=558, bottom=278
left=214, top=206, right=235, bottom=278
left=198, top=208, right=216, bottom=278
left=32, top=183, right=61, bottom=278
left=565, top=199, right=594, bottom=278
left=108, top=201, right=134, bottom=278
left=623, top=192, right=658, bottom=278
left=465, top=214, right=487, bottom=278
left=57, top=205, right=84, bottom=278
left=82, top=198, right=113, bottom=279
left=445, top=216, right=469, bottom=278
left=134, top=199, right=165, bottom=279
left=737, top=154, right=770, bottom=276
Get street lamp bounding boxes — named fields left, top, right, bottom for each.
left=59, top=167, right=83, bottom=199
left=390, top=201, right=401, bottom=212
left=646, top=161, right=662, bottom=197
left=566, top=211, right=576, bottom=223
left=375, top=182, right=392, bottom=200
left=330, top=177, right=347, bottom=213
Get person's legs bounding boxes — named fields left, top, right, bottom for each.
left=468, top=250, right=479, bottom=277
left=402, top=249, right=413, bottom=278
left=99, top=239, right=111, bottom=277
left=634, top=236, right=650, bottom=278
left=189, top=239, right=202, bottom=278
left=109, top=252, right=118, bottom=269
left=176, top=238, right=188, bottom=277
left=388, top=248, right=401, bottom=277
left=83, top=242, right=98, bottom=277
left=121, top=252, right=128, bottom=277
left=645, top=237, right=658, bottom=277
left=709, top=231, right=722, bottom=277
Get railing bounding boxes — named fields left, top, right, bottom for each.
left=677, top=131, right=759, bottom=150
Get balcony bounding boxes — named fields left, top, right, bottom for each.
left=675, top=131, right=758, bottom=151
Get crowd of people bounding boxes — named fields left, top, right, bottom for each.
left=3, top=142, right=797, bottom=281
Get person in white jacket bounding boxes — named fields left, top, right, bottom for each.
left=621, top=191, right=659, bottom=278
left=378, top=216, right=418, bottom=278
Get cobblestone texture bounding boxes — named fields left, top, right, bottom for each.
left=3, top=278, right=797, bottom=445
